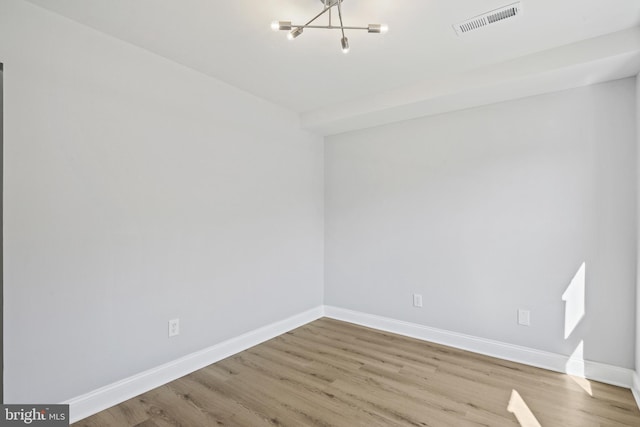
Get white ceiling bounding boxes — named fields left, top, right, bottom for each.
left=23, top=0, right=640, bottom=134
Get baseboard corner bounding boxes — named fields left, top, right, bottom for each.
left=632, top=371, right=640, bottom=410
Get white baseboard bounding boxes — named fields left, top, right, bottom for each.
left=632, top=371, right=640, bottom=410
left=323, top=306, right=634, bottom=390
left=65, top=306, right=324, bottom=424
left=66, top=304, right=638, bottom=423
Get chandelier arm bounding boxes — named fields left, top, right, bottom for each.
left=290, top=25, right=368, bottom=30
left=336, top=0, right=346, bottom=39
left=298, top=6, right=332, bottom=29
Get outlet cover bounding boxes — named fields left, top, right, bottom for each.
left=517, top=309, right=530, bottom=326
left=168, top=318, right=180, bottom=337
left=413, top=294, right=423, bottom=308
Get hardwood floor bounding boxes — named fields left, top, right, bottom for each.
left=74, top=318, right=640, bottom=426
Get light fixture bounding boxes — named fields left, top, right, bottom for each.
left=288, top=27, right=304, bottom=40
left=367, top=23, right=388, bottom=34
left=271, top=0, right=388, bottom=53
left=340, top=37, right=349, bottom=53
left=272, top=21, right=292, bottom=31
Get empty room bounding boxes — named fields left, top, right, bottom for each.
left=2, top=0, right=640, bottom=425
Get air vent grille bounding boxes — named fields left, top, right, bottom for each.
left=454, top=2, right=521, bottom=35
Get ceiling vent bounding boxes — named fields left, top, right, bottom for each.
left=453, top=2, right=521, bottom=36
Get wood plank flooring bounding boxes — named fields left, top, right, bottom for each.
left=73, top=318, right=640, bottom=426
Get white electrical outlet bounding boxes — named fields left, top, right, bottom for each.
left=518, top=309, right=530, bottom=326
left=168, top=318, right=180, bottom=337
left=413, top=294, right=423, bottom=308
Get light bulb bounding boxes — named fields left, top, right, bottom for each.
left=272, top=21, right=292, bottom=31
left=288, top=27, right=303, bottom=40
left=368, top=24, right=389, bottom=34
left=341, top=37, right=350, bottom=53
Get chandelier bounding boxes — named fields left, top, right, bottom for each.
left=271, top=0, right=388, bottom=53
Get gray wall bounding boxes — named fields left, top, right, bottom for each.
left=1, top=0, right=637, bottom=406
left=325, top=79, right=637, bottom=369
left=1, top=0, right=324, bottom=403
